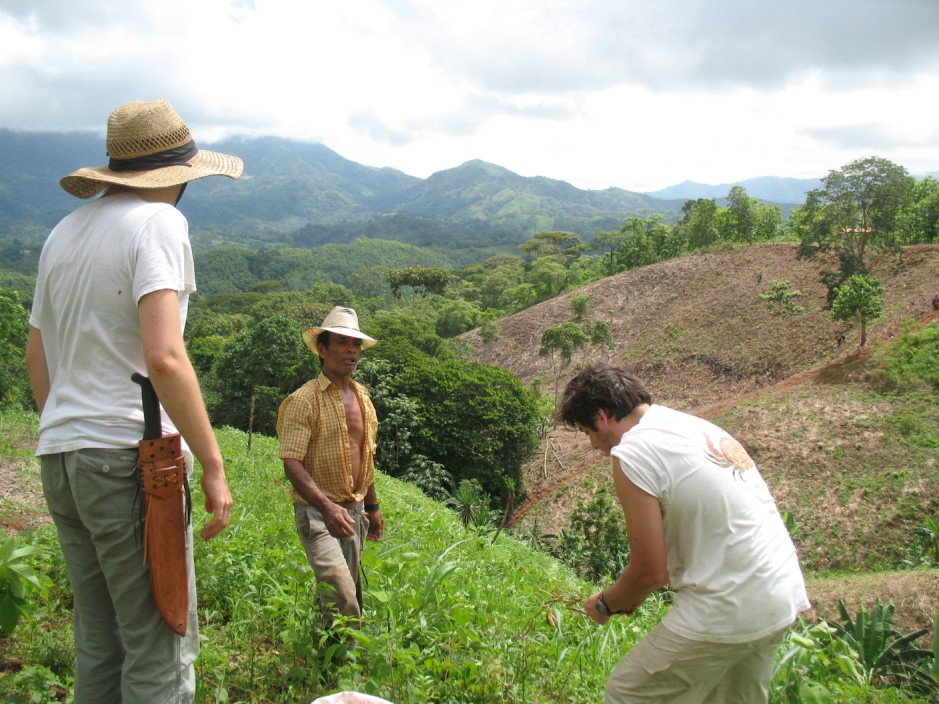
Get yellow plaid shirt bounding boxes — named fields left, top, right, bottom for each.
left=276, top=373, right=378, bottom=504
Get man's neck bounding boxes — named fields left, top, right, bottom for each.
left=619, top=403, right=650, bottom=434
left=322, top=369, right=353, bottom=391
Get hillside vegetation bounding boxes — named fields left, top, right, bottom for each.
left=2, top=419, right=936, bottom=703
left=1, top=424, right=661, bottom=703
left=1, top=242, right=938, bottom=701
left=2, top=149, right=938, bottom=699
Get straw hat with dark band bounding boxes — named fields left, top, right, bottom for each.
left=303, top=306, right=378, bottom=353
left=60, top=100, right=243, bottom=199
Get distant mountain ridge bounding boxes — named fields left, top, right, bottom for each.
left=1, top=128, right=810, bottom=250
left=645, top=176, right=822, bottom=203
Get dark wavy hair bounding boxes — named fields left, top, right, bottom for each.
left=558, top=364, right=652, bottom=431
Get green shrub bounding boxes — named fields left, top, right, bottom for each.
left=0, top=535, right=42, bottom=636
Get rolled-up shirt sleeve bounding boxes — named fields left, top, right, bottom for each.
left=277, top=394, right=313, bottom=460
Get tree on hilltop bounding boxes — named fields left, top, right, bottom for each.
left=793, top=157, right=913, bottom=301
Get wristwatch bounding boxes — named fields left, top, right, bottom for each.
left=596, top=592, right=612, bottom=617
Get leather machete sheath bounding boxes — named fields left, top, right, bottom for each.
left=138, top=433, right=189, bottom=636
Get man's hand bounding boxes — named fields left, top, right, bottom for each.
left=584, top=591, right=611, bottom=625
left=321, top=501, right=356, bottom=538
left=200, top=470, right=233, bottom=541
left=366, top=509, right=384, bottom=541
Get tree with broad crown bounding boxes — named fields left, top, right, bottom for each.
left=519, top=231, right=589, bottom=265
left=591, top=228, right=629, bottom=277
left=795, top=156, right=913, bottom=269
left=725, top=186, right=758, bottom=245
left=898, top=176, right=939, bottom=245
left=387, top=266, right=452, bottom=299
left=435, top=298, right=481, bottom=338
left=365, top=348, right=540, bottom=504
left=724, top=186, right=782, bottom=245
left=527, top=258, right=570, bottom=301
left=210, top=316, right=317, bottom=438
left=678, top=198, right=721, bottom=250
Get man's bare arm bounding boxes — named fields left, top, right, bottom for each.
left=25, top=327, right=50, bottom=412
left=585, top=464, right=669, bottom=623
left=138, top=288, right=232, bottom=540
left=364, top=482, right=383, bottom=541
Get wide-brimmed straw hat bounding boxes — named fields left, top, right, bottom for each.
left=60, top=100, right=243, bottom=199
left=303, top=306, right=378, bottom=352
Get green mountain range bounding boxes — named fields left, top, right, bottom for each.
left=0, top=129, right=685, bottom=250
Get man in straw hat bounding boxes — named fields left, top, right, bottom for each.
left=276, top=306, right=384, bottom=625
left=25, top=99, right=241, bottom=703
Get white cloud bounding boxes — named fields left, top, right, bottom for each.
left=1, top=0, right=937, bottom=191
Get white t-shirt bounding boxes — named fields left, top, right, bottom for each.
left=30, top=192, right=195, bottom=454
left=611, top=405, right=810, bottom=643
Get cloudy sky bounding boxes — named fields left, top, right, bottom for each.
left=1, top=0, right=937, bottom=192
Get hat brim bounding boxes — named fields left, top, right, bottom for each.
left=303, top=326, right=378, bottom=353
left=60, top=149, right=244, bottom=199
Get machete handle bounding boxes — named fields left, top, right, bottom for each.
left=131, top=373, right=163, bottom=441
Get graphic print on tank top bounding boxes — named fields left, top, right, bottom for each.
left=703, top=431, right=755, bottom=481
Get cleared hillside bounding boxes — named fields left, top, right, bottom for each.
left=465, top=244, right=938, bottom=407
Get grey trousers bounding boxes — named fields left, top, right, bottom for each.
left=294, top=502, right=369, bottom=621
left=605, top=621, right=789, bottom=704
left=41, top=448, right=198, bottom=704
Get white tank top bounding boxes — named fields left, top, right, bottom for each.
left=611, top=404, right=810, bottom=642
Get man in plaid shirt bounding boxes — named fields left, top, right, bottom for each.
left=277, top=307, right=384, bottom=621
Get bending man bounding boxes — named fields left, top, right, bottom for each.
left=559, top=364, right=809, bottom=704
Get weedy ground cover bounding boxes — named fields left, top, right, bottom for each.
left=1, top=428, right=657, bottom=702
left=1, top=421, right=935, bottom=702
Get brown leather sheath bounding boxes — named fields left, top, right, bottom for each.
left=138, top=433, right=189, bottom=636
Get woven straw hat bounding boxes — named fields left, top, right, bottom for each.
left=302, top=307, right=378, bottom=352
left=60, top=100, right=243, bottom=199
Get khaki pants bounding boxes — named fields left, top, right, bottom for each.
left=41, top=449, right=198, bottom=704
left=294, top=503, right=369, bottom=621
left=605, top=621, right=789, bottom=704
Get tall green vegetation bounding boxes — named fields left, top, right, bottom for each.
left=362, top=335, right=541, bottom=504
left=0, top=534, right=41, bottom=636
left=181, top=292, right=542, bottom=507
left=547, top=489, right=631, bottom=583
left=1, top=428, right=660, bottom=703
left=209, top=316, right=317, bottom=437
left=870, top=320, right=939, bottom=394
left=0, top=290, right=31, bottom=410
